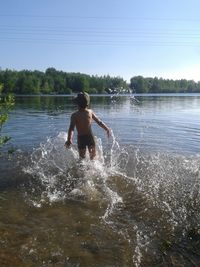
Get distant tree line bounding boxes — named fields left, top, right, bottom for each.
left=0, top=68, right=128, bottom=95
left=130, top=76, right=200, bottom=93
left=0, top=68, right=200, bottom=94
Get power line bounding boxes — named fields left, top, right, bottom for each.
left=1, top=25, right=200, bottom=36
left=0, top=25, right=199, bottom=34
left=1, top=26, right=200, bottom=42
left=0, top=24, right=199, bottom=32
left=0, top=14, right=200, bottom=22
left=0, top=21, right=200, bottom=47
left=1, top=36, right=200, bottom=47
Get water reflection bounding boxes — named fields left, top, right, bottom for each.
left=15, top=95, right=129, bottom=112
left=15, top=94, right=200, bottom=112
left=5, top=94, right=200, bottom=153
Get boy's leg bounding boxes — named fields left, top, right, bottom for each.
left=79, top=148, right=86, bottom=159
left=88, top=146, right=96, bottom=160
left=77, top=135, right=87, bottom=159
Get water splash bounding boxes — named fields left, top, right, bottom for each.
left=128, top=151, right=200, bottom=232
left=23, top=131, right=125, bottom=212
left=22, top=131, right=200, bottom=266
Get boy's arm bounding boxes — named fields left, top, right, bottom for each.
left=65, top=114, right=75, bottom=148
left=92, top=112, right=111, bottom=137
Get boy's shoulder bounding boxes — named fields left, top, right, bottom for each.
left=78, top=108, right=94, bottom=114
left=71, top=109, right=93, bottom=117
left=87, top=109, right=95, bottom=116
left=87, top=108, right=93, bottom=113
left=71, top=111, right=79, bottom=119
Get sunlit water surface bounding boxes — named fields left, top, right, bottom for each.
left=0, top=95, right=200, bottom=267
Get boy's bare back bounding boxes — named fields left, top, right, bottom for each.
left=71, top=109, right=93, bottom=135
left=65, top=92, right=110, bottom=159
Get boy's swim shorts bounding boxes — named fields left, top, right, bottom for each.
left=77, top=134, right=95, bottom=150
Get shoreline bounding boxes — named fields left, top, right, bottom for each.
left=4, top=92, right=200, bottom=97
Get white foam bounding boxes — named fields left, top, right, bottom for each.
left=23, top=131, right=125, bottom=215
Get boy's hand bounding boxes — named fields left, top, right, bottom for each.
left=64, top=140, right=72, bottom=148
left=106, top=128, right=111, bottom=138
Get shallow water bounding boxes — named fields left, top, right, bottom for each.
left=0, top=95, right=200, bottom=266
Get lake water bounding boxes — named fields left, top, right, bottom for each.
left=0, top=94, right=200, bottom=266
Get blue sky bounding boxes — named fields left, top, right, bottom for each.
left=1, top=0, right=200, bottom=82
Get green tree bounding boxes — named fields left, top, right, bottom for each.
left=130, top=76, right=148, bottom=93
left=2, top=69, right=18, bottom=93
left=0, top=83, right=15, bottom=147
left=187, top=80, right=196, bottom=92
left=150, top=77, right=161, bottom=93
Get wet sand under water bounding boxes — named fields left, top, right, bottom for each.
left=0, top=134, right=200, bottom=267
left=0, top=178, right=200, bottom=267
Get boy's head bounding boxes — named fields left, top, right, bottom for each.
left=73, top=92, right=90, bottom=108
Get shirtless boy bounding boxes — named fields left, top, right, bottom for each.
left=65, top=92, right=110, bottom=159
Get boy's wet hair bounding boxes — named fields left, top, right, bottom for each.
left=73, top=92, right=90, bottom=108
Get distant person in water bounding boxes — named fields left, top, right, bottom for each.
left=65, top=92, right=110, bottom=160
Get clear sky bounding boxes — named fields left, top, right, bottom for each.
left=1, top=0, right=200, bottom=82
